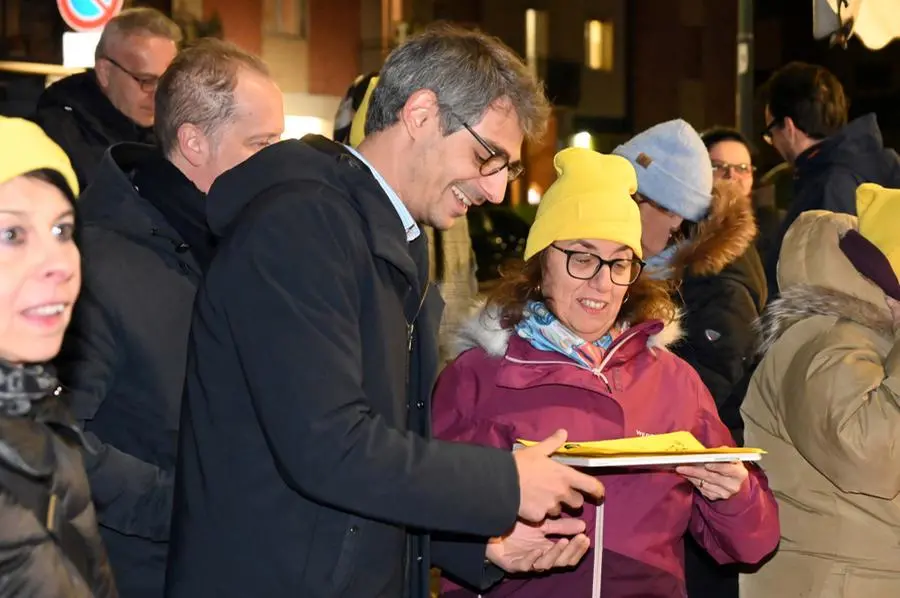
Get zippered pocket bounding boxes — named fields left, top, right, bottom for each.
left=331, top=519, right=362, bottom=594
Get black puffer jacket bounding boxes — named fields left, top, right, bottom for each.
left=662, top=181, right=764, bottom=598
left=0, top=361, right=118, bottom=598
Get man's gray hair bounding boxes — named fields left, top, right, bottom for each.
left=95, top=7, right=182, bottom=61
left=365, top=23, right=551, bottom=143
left=154, top=38, right=271, bottom=156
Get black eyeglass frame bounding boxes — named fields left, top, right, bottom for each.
left=549, top=243, right=645, bottom=286
left=762, top=118, right=783, bottom=145
left=101, top=55, right=160, bottom=93
left=448, top=111, right=525, bottom=181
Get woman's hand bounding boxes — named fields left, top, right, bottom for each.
left=676, top=460, right=749, bottom=501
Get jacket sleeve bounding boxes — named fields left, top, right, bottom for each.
left=223, top=191, right=520, bottom=538
left=431, top=355, right=515, bottom=591
left=819, top=168, right=862, bottom=215
left=780, top=320, right=900, bottom=498
left=56, top=285, right=173, bottom=542
left=686, top=368, right=780, bottom=565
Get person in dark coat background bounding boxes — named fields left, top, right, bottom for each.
left=165, top=25, right=604, bottom=598
left=32, top=8, right=181, bottom=190
left=761, top=61, right=900, bottom=297
left=54, top=40, right=285, bottom=598
left=0, top=117, right=117, bottom=598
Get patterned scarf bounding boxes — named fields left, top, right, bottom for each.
left=0, top=360, right=58, bottom=416
left=515, top=301, right=617, bottom=370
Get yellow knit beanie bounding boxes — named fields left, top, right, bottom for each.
left=524, top=148, right=642, bottom=260
left=0, top=117, right=79, bottom=196
left=349, top=76, right=379, bottom=148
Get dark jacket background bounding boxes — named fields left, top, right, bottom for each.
left=677, top=247, right=767, bottom=598
left=32, top=72, right=155, bottom=190
left=55, top=143, right=209, bottom=598
left=676, top=247, right=767, bottom=444
left=663, top=183, right=767, bottom=598
left=165, top=137, right=520, bottom=598
left=764, top=114, right=900, bottom=296
left=0, top=364, right=118, bottom=598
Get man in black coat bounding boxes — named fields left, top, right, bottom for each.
left=761, top=62, right=900, bottom=297
left=164, top=25, right=603, bottom=598
left=32, top=8, right=181, bottom=189
left=55, top=40, right=286, bottom=598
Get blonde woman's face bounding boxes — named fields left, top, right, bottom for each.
left=0, top=175, right=80, bottom=364
left=541, top=238, right=633, bottom=342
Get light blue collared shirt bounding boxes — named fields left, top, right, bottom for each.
left=345, top=145, right=420, bottom=242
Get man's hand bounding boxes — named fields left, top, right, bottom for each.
left=513, top=429, right=605, bottom=522
left=486, top=517, right=591, bottom=573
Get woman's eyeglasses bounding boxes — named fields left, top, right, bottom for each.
left=712, top=161, right=756, bottom=178
left=550, top=244, right=644, bottom=286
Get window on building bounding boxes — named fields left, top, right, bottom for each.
left=525, top=8, right=548, bottom=78
left=585, top=19, right=614, bottom=71
left=264, top=0, right=307, bottom=38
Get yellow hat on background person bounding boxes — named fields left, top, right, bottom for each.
left=0, top=117, right=79, bottom=197
left=838, top=183, right=900, bottom=300
left=524, top=148, right=642, bottom=261
left=349, top=76, right=379, bottom=148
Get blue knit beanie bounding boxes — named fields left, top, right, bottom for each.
left=613, top=119, right=713, bottom=222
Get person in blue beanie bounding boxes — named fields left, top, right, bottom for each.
left=613, top=119, right=769, bottom=598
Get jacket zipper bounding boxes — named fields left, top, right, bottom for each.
left=503, top=327, right=643, bottom=393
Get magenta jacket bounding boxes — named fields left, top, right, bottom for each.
left=432, top=313, right=779, bottom=598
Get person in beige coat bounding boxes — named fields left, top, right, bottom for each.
left=740, top=183, right=900, bottom=597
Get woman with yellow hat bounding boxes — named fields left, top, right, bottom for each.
left=740, top=187, right=900, bottom=597
left=0, top=117, right=117, bottom=597
left=432, top=148, right=779, bottom=597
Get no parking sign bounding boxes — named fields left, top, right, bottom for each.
left=57, top=0, right=125, bottom=32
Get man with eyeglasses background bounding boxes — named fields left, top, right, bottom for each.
left=32, top=8, right=181, bottom=189
left=759, top=61, right=900, bottom=297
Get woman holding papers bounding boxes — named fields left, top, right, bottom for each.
left=740, top=187, right=900, bottom=597
left=432, top=148, right=779, bottom=597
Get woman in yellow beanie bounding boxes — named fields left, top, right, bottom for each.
left=432, top=148, right=779, bottom=597
left=0, top=117, right=117, bottom=597
left=740, top=186, right=900, bottom=598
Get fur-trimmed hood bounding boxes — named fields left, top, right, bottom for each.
left=670, top=179, right=757, bottom=278
left=757, top=284, right=894, bottom=355
left=757, top=209, right=895, bottom=354
left=452, top=304, right=683, bottom=360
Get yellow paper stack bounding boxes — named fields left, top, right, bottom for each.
left=517, top=431, right=766, bottom=458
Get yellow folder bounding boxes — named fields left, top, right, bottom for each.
left=517, top=431, right=766, bottom=458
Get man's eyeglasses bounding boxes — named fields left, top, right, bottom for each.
left=712, top=161, right=756, bottom=178
left=762, top=119, right=782, bottom=146
left=550, top=244, right=644, bottom=286
left=102, top=56, right=160, bottom=93
left=450, top=112, right=525, bottom=181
